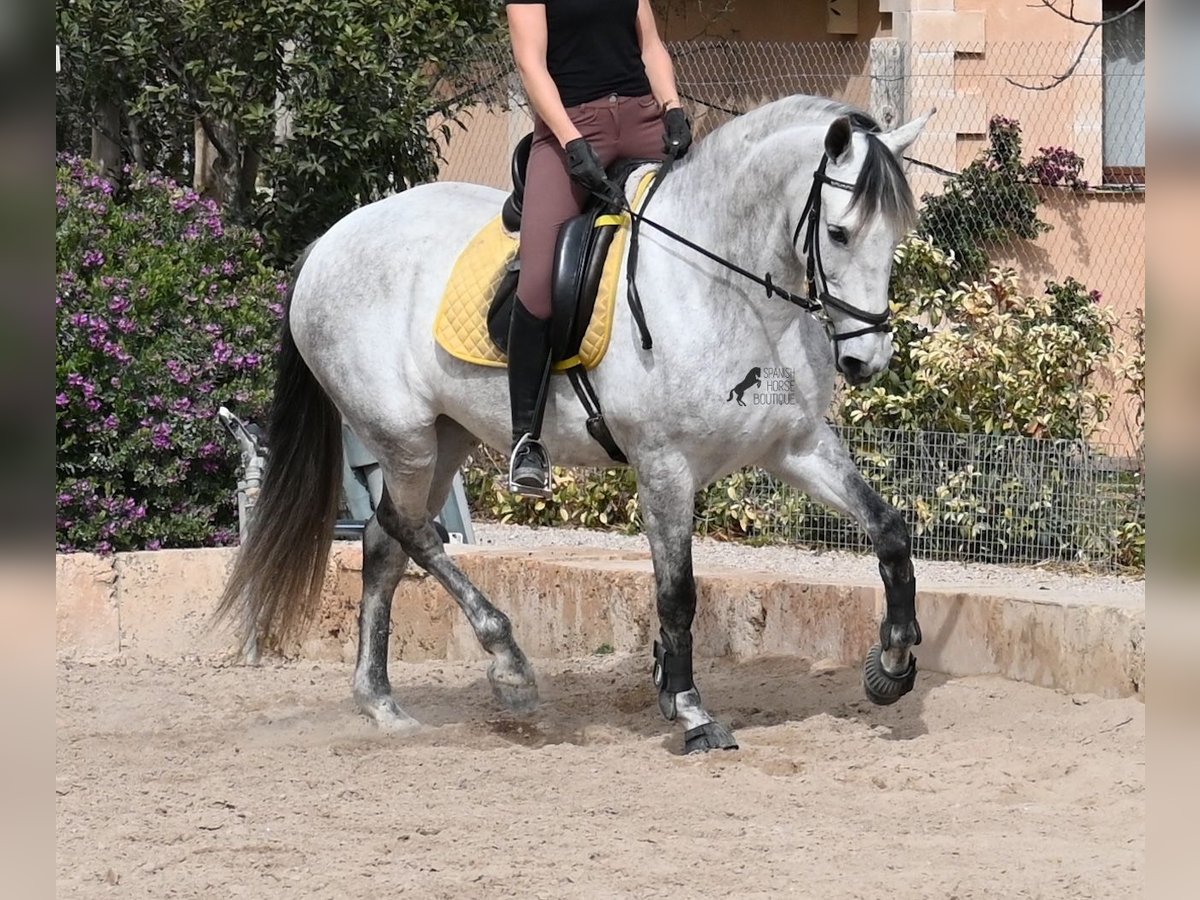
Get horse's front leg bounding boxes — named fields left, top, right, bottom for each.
left=766, top=423, right=922, bottom=704
left=637, top=457, right=739, bottom=754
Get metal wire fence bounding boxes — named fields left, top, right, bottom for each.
left=437, top=38, right=1145, bottom=569
left=694, top=427, right=1141, bottom=568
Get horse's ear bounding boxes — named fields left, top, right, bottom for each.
left=879, top=107, right=937, bottom=158
left=824, top=116, right=853, bottom=165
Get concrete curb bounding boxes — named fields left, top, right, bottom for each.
left=55, top=543, right=1144, bottom=699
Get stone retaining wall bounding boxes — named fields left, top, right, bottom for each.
left=55, top=544, right=1144, bottom=699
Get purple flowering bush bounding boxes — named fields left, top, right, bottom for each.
left=56, top=155, right=287, bottom=553
left=1025, top=146, right=1089, bottom=190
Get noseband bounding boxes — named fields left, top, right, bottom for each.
left=790, top=156, right=892, bottom=345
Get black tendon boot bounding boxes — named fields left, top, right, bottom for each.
left=506, top=299, right=554, bottom=497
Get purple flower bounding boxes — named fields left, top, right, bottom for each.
left=212, top=341, right=233, bottom=364
left=165, top=361, right=192, bottom=386
left=82, top=249, right=106, bottom=270
left=108, top=295, right=131, bottom=313
left=102, top=414, right=119, bottom=430
left=85, top=398, right=102, bottom=412
left=102, top=341, right=132, bottom=364
left=146, top=539, right=162, bottom=551
left=221, top=260, right=236, bottom=277
left=56, top=393, right=69, bottom=407
left=170, top=190, right=199, bottom=213
left=151, top=422, right=173, bottom=450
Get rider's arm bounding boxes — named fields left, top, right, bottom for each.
left=507, top=3, right=583, bottom=149
left=635, top=0, right=682, bottom=113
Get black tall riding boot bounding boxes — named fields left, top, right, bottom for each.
left=506, top=299, right=554, bottom=497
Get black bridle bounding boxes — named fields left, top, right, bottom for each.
left=613, top=151, right=893, bottom=350
left=790, top=155, right=893, bottom=344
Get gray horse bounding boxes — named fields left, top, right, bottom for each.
left=216, top=95, right=932, bottom=754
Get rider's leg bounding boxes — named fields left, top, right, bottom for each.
left=614, top=93, right=669, bottom=163
left=508, top=102, right=610, bottom=493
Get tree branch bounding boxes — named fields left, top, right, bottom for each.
left=1031, top=0, right=1144, bottom=28
left=1006, top=0, right=1144, bottom=91
left=161, top=50, right=234, bottom=164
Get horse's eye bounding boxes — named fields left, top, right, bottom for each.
left=828, top=226, right=849, bottom=246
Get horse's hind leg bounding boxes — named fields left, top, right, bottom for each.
left=767, top=422, right=922, bottom=704
left=370, top=423, right=538, bottom=713
left=352, top=417, right=513, bottom=729
left=638, top=456, right=739, bottom=754
left=353, top=516, right=420, bottom=731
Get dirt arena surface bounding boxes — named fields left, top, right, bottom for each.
left=57, top=653, right=1143, bottom=899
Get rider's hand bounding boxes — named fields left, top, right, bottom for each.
left=663, top=107, right=693, bottom=159
left=564, top=138, right=620, bottom=205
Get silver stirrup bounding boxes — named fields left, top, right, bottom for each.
left=508, top=433, right=552, bottom=499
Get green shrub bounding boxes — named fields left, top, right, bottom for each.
left=56, top=156, right=285, bottom=553
left=842, top=239, right=1117, bottom=441
left=462, top=447, right=641, bottom=532
left=916, top=115, right=1050, bottom=283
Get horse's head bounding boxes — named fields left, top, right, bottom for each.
left=796, top=110, right=932, bottom=385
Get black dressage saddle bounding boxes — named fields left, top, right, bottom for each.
left=486, top=132, right=657, bottom=366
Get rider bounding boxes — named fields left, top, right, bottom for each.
left=504, top=0, right=693, bottom=495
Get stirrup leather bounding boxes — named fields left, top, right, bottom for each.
left=508, top=433, right=552, bottom=499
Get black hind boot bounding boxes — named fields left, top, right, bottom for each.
left=506, top=299, right=554, bottom=497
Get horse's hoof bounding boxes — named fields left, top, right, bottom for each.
left=862, top=643, right=917, bottom=706
left=684, top=721, right=739, bottom=754
left=356, top=694, right=422, bottom=734
left=488, top=660, right=539, bottom=713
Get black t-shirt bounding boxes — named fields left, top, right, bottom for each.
left=506, top=0, right=652, bottom=107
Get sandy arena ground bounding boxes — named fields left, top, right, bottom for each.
left=56, top=651, right=1143, bottom=899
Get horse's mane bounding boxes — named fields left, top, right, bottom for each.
left=678, top=95, right=916, bottom=234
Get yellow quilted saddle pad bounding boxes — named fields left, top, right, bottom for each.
left=434, top=171, right=657, bottom=370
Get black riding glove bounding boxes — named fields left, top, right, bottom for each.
left=663, top=107, right=693, bottom=158
left=564, top=138, right=620, bottom=205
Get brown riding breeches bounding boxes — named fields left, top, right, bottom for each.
left=516, top=93, right=667, bottom=320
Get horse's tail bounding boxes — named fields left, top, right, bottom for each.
left=726, top=389, right=735, bottom=402
left=213, top=243, right=343, bottom=652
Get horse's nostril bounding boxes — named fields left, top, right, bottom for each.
left=839, top=356, right=868, bottom=380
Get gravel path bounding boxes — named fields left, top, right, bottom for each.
left=471, top=523, right=1144, bottom=606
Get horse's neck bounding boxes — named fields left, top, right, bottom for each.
left=654, top=128, right=823, bottom=309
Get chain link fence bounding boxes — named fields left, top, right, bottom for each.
left=436, top=38, right=1145, bottom=569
